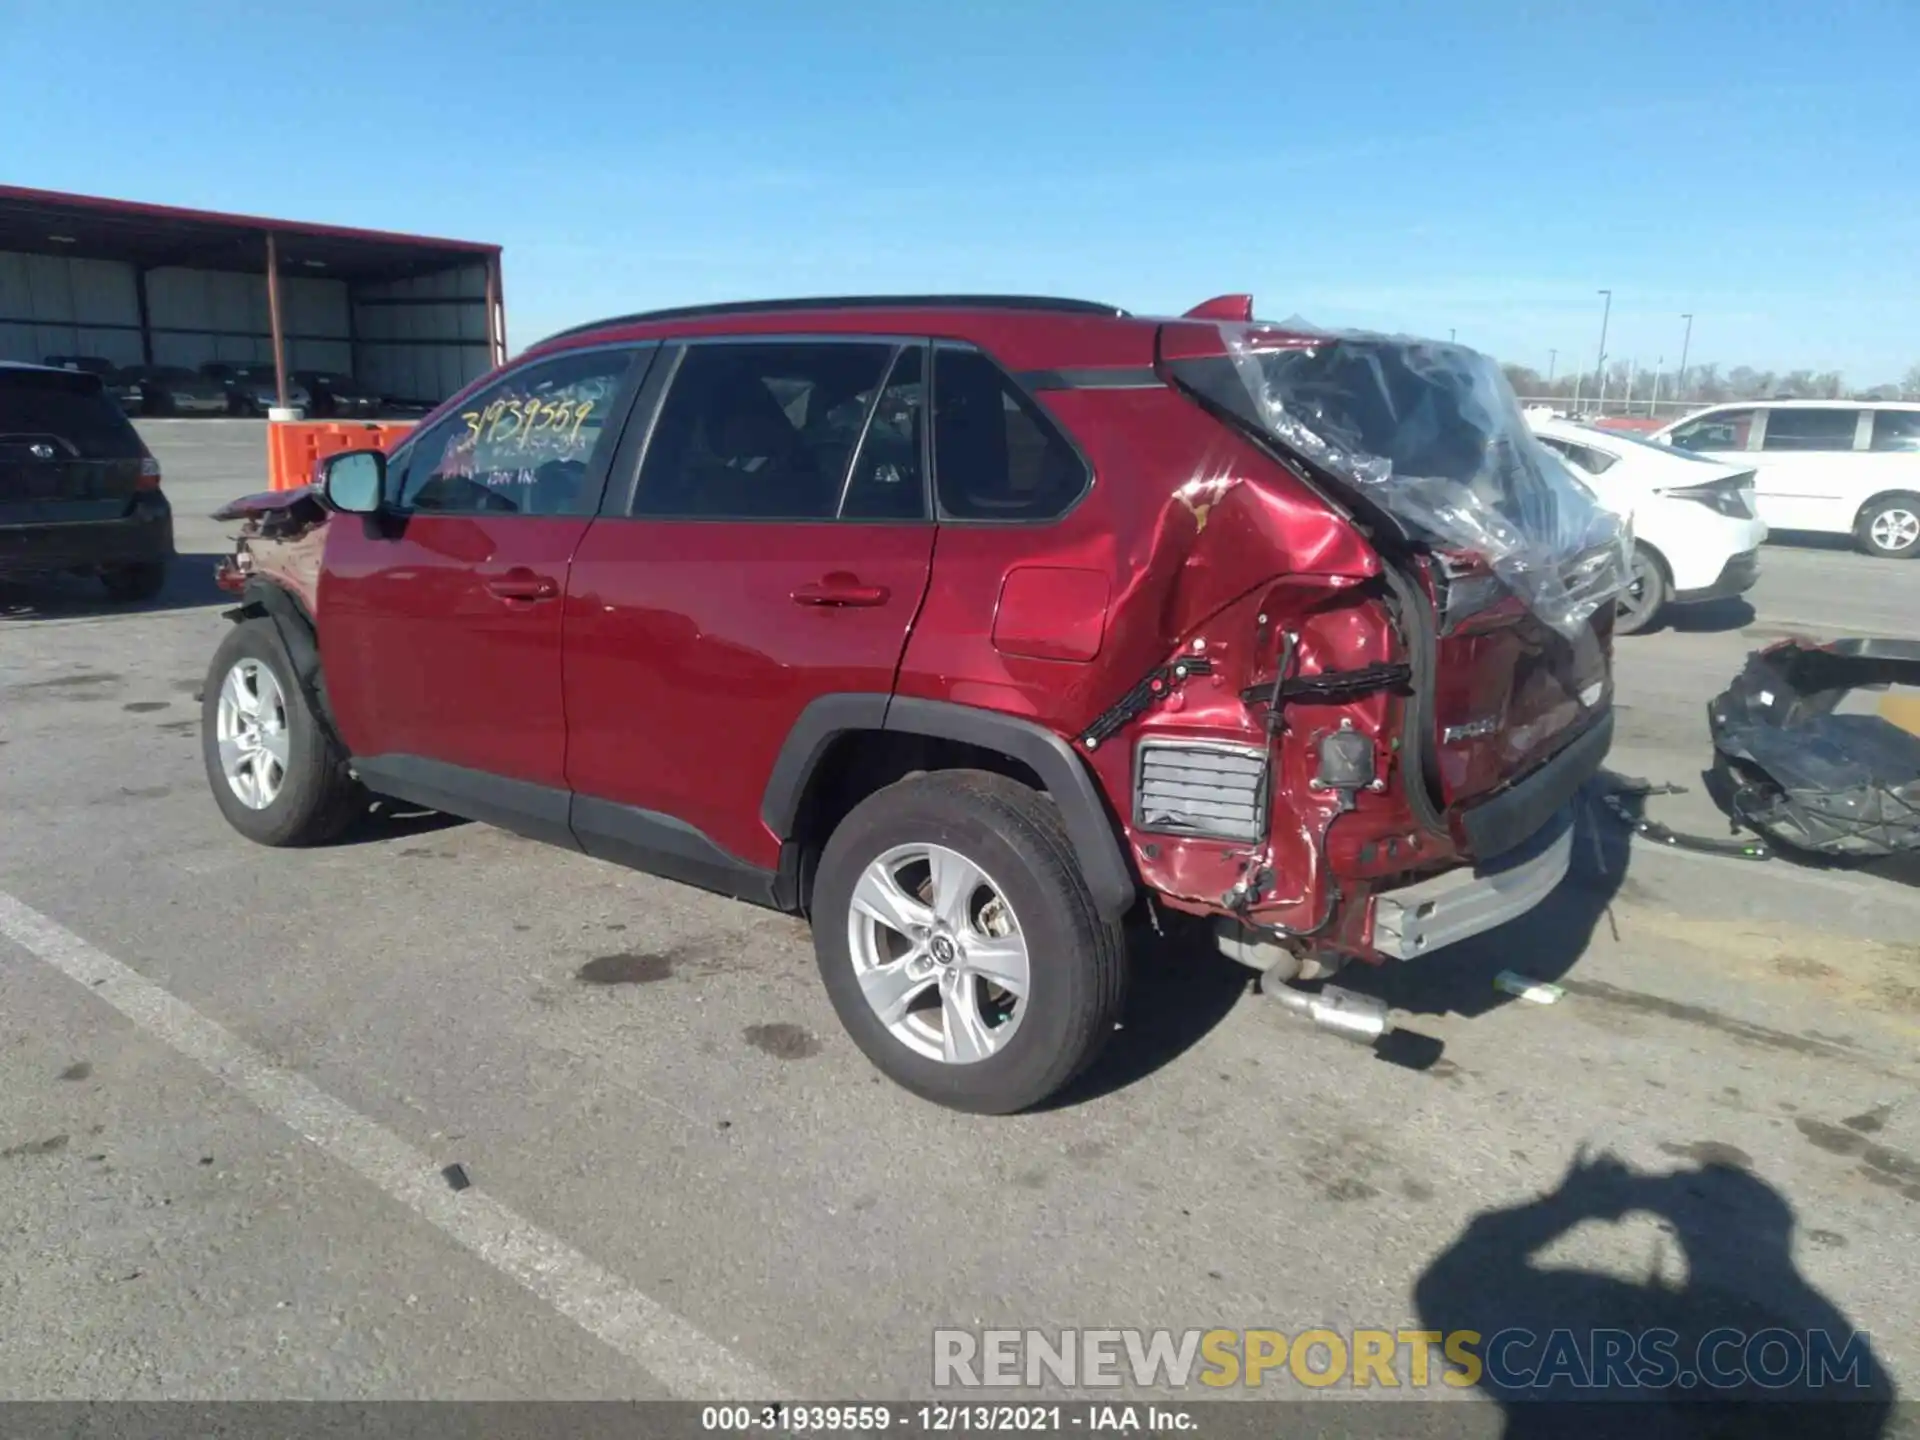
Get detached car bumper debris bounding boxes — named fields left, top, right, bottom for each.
left=1708, top=637, right=1920, bottom=858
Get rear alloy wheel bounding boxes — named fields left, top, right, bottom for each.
left=201, top=617, right=364, bottom=846
left=812, top=771, right=1127, bottom=1114
left=100, top=561, right=166, bottom=603
left=847, top=842, right=1032, bottom=1065
left=1856, top=495, right=1920, bottom=559
left=1614, top=544, right=1669, bottom=635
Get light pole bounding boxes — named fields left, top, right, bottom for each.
left=1593, top=289, right=1612, bottom=415
left=1677, top=313, right=1694, bottom=400
left=1548, top=348, right=1557, bottom=385
left=1449, top=328, right=1456, bottom=342
left=1649, top=355, right=1663, bottom=416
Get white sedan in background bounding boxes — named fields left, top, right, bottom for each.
left=1529, top=416, right=1768, bottom=634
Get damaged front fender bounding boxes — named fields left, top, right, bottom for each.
left=211, top=484, right=331, bottom=614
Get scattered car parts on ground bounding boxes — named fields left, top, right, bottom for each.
left=1707, top=638, right=1920, bottom=859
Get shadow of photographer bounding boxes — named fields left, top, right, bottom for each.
left=1413, top=1150, right=1894, bottom=1438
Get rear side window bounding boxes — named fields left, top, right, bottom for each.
left=1668, top=408, right=1755, bottom=452
left=932, top=348, right=1088, bottom=521
left=395, top=347, right=635, bottom=516
left=0, top=373, right=145, bottom=459
left=1870, top=410, right=1920, bottom=452
left=1538, top=436, right=1617, bottom=475
left=1762, top=408, right=1861, bottom=452
left=633, top=341, right=896, bottom=520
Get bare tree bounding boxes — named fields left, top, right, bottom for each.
left=1504, top=355, right=1913, bottom=408
left=1502, top=364, right=1544, bottom=396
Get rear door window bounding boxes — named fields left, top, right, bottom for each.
left=632, top=341, right=896, bottom=520
left=1668, top=408, right=1756, bottom=453
left=931, top=347, right=1088, bottom=521
left=1870, top=410, right=1920, bottom=452
left=0, top=374, right=146, bottom=459
left=1761, top=408, right=1862, bottom=452
left=840, top=346, right=928, bottom=521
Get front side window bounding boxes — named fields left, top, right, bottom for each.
left=1761, top=408, right=1861, bottom=453
left=1668, top=408, right=1756, bottom=452
left=632, top=341, right=896, bottom=520
left=1870, top=410, right=1920, bottom=452
left=396, top=348, right=635, bottom=516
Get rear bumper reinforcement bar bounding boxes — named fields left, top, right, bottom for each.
left=1370, top=803, right=1575, bottom=959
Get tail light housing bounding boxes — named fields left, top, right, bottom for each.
left=136, top=456, right=163, bottom=490
left=1660, top=472, right=1753, bottom=519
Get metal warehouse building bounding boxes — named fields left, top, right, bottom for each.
left=0, top=185, right=504, bottom=407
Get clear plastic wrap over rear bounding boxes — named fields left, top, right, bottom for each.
left=1214, top=322, right=1630, bottom=638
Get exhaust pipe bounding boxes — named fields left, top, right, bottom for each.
left=1262, top=977, right=1391, bottom=1043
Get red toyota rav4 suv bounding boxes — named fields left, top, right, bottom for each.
left=202, top=294, right=1626, bottom=1113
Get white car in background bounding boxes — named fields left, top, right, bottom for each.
left=1529, top=416, right=1768, bottom=634
left=1648, top=400, right=1920, bottom=559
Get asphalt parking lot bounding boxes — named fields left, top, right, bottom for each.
left=2, top=419, right=1918, bottom=1415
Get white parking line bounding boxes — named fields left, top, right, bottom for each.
left=0, top=889, right=782, bottom=1401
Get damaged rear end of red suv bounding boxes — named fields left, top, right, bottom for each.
left=1064, top=308, right=1629, bottom=1012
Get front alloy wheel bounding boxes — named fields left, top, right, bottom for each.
left=848, top=843, right=1031, bottom=1064
left=216, top=657, right=291, bottom=809
left=200, top=617, right=364, bottom=847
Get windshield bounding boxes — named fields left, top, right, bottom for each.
left=1205, top=322, right=1631, bottom=638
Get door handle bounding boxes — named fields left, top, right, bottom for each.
left=791, top=575, right=889, bottom=608
left=486, top=570, right=559, bottom=602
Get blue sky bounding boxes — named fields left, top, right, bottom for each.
left=5, top=0, right=1916, bottom=381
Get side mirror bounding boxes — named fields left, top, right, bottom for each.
left=320, top=449, right=385, bottom=514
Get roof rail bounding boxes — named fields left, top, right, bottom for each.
left=539, top=294, right=1130, bottom=345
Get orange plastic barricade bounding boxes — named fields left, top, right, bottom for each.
left=266, top=420, right=417, bottom=492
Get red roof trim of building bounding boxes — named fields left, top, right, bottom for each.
left=0, top=184, right=499, bottom=256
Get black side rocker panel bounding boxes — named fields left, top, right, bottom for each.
left=350, top=756, right=796, bottom=910
left=761, top=693, right=1138, bottom=922
left=572, top=795, right=787, bottom=909
left=351, top=756, right=582, bottom=852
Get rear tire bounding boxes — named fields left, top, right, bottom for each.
left=1614, top=543, right=1669, bottom=635
left=201, top=618, right=364, bottom=846
left=1855, top=494, right=1920, bottom=559
left=100, top=561, right=166, bottom=603
left=811, top=770, right=1127, bottom=1114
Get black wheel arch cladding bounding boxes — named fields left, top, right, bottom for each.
left=763, top=693, right=1137, bottom=922
left=227, top=580, right=343, bottom=750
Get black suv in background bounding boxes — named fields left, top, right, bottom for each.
left=0, top=363, right=173, bottom=601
